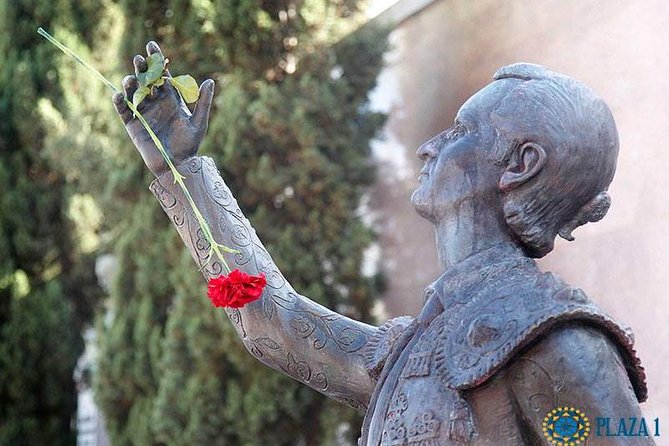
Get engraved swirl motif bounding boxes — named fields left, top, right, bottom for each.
left=284, top=353, right=312, bottom=382
left=286, top=307, right=367, bottom=352
left=226, top=308, right=246, bottom=337
left=183, top=213, right=211, bottom=266
left=184, top=157, right=203, bottom=174
left=150, top=182, right=188, bottom=229
left=246, top=337, right=331, bottom=391
left=203, top=260, right=223, bottom=280
left=313, top=372, right=328, bottom=390
left=262, top=291, right=298, bottom=320
left=230, top=223, right=252, bottom=247
left=247, top=337, right=281, bottom=358
left=172, top=210, right=186, bottom=228
left=210, top=180, right=233, bottom=207
left=150, top=181, right=178, bottom=210
left=290, top=313, right=318, bottom=338
left=194, top=227, right=211, bottom=253
left=251, top=243, right=285, bottom=289
left=262, top=294, right=276, bottom=320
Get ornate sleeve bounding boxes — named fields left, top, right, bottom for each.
left=150, top=156, right=382, bottom=410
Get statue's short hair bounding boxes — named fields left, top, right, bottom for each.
left=490, top=63, right=619, bottom=257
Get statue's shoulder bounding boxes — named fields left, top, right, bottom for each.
left=364, top=315, right=415, bottom=380
left=431, top=269, right=647, bottom=402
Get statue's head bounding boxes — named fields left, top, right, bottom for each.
left=411, top=63, right=619, bottom=258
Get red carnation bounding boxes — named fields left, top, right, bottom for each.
left=207, top=269, right=267, bottom=308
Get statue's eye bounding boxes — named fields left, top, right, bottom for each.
left=445, top=123, right=467, bottom=140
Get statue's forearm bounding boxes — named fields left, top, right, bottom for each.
left=149, top=156, right=378, bottom=410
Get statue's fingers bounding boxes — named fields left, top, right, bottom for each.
left=122, top=75, right=139, bottom=99
left=191, top=79, right=215, bottom=132
left=146, top=41, right=164, bottom=58
left=112, top=92, right=133, bottom=124
left=146, top=41, right=171, bottom=77
left=133, top=54, right=147, bottom=76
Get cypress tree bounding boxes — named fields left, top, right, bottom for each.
left=44, top=1, right=388, bottom=444
left=0, top=1, right=102, bottom=444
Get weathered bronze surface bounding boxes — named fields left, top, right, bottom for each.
left=113, top=42, right=652, bottom=445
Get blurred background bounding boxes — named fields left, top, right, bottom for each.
left=0, top=1, right=666, bottom=445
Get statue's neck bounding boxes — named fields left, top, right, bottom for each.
left=434, top=201, right=516, bottom=271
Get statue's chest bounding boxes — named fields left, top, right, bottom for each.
left=378, top=375, right=457, bottom=446
left=369, top=315, right=473, bottom=446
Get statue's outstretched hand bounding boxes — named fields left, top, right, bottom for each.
left=112, top=41, right=214, bottom=177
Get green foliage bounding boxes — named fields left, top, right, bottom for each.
left=170, top=75, right=199, bottom=104
left=39, top=0, right=388, bottom=445
left=0, top=1, right=103, bottom=444
left=0, top=283, right=83, bottom=446
left=133, top=86, right=151, bottom=109
left=137, top=52, right=166, bottom=87
left=134, top=52, right=203, bottom=108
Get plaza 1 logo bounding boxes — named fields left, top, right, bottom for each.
left=596, top=415, right=660, bottom=438
left=542, top=406, right=661, bottom=443
left=542, top=406, right=590, bottom=445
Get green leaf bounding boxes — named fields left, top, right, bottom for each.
left=137, top=53, right=165, bottom=87
left=170, top=75, right=199, bottom=103
left=132, top=86, right=151, bottom=109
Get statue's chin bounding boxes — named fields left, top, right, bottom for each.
left=410, top=190, right=434, bottom=221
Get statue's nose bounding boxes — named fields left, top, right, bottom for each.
left=416, top=138, right=439, bottom=162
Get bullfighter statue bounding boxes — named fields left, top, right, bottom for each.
left=112, top=41, right=651, bottom=445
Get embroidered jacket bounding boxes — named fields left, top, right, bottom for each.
left=359, top=245, right=647, bottom=445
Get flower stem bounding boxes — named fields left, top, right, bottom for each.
left=38, top=28, right=119, bottom=94
left=38, top=27, right=232, bottom=274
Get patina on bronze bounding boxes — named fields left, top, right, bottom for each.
left=113, top=42, right=652, bottom=445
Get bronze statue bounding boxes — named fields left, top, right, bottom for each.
left=113, top=42, right=652, bottom=445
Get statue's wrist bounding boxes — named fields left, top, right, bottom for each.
left=154, top=156, right=201, bottom=183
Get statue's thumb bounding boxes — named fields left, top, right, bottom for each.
left=192, top=79, right=215, bottom=131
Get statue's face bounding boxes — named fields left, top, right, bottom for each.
left=411, top=82, right=511, bottom=223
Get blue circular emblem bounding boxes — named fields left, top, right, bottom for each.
left=543, top=406, right=590, bottom=445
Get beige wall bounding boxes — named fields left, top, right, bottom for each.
left=370, top=0, right=669, bottom=423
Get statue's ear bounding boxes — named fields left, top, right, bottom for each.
left=498, top=142, right=547, bottom=192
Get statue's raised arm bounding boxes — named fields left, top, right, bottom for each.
left=112, top=41, right=409, bottom=411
